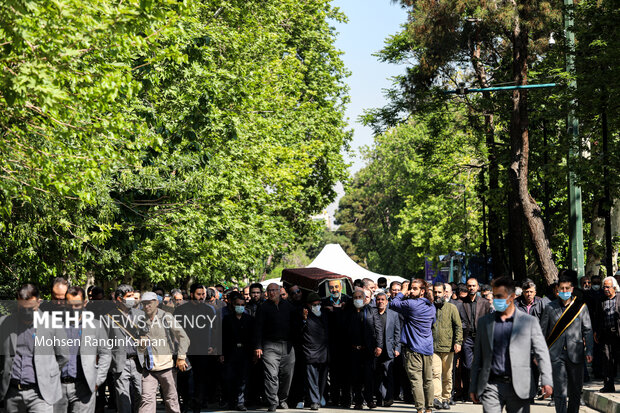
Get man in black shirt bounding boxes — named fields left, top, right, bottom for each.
left=254, top=283, right=301, bottom=411
left=222, top=293, right=254, bottom=411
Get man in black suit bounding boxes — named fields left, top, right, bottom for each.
left=322, top=279, right=351, bottom=407
left=302, top=293, right=329, bottom=411
left=374, top=292, right=401, bottom=407
left=456, top=277, right=491, bottom=401
left=347, top=289, right=384, bottom=409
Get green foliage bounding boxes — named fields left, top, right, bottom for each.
left=337, top=106, right=484, bottom=277
left=0, top=0, right=351, bottom=294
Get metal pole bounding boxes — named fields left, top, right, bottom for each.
left=565, top=0, right=585, bottom=278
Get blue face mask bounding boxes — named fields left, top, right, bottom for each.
left=558, top=291, right=572, bottom=301
left=234, top=305, right=245, bottom=315
left=493, top=298, right=508, bottom=312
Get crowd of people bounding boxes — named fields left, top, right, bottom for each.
left=0, top=270, right=618, bottom=413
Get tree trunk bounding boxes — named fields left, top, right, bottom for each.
left=470, top=36, right=510, bottom=279
left=509, top=21, right=558, bottom=285
left=612, top=198, right=620, bottom=275
left=585, top=200, right=605, bottom=276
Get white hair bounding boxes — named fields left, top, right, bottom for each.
left=603, top=276, right=620, bottom=292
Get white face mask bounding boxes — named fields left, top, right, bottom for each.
left=592, top=285, right=601, bottom=291
left=353, top=299, right=364, bottom=309
left=311, top=305, right=321, bottom=317
left=124, top=298, right=136, bottom=308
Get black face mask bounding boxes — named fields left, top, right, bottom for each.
left=17, top=307, right=34, bottom=321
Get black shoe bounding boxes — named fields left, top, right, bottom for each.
left=268, top=406, right=277, bottom=412
left=367, top=402, right=377, bottom=409
left=433, top=399, right=443, bottom=410
left=237, top=405, right=247, bottom=412
left=547, top=400, right=554, bottom=407
left=279, top=402, right=289, bottom=410
left=354, top=404, right=364, bottom=410
left=449, top=398, right=456, bottom=406
left=600, top=387, right=616, bottom=393
left=384, top=400, right=394, bottom=407
left=442, top=401, right=450, bottom=410
left=310, top=404, right=320, bottom=411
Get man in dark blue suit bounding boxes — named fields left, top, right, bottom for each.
left=346, top=289, right=384, bottom=409
left=374, top=292, right=401, bottom=407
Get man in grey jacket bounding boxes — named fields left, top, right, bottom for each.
left=0, top=284, right=69, bottom=413
left=541, top=275, right=593, bottom=413
left=470, top=277, right=553, bottom=413
left=53, top=286, right=112, bottom=413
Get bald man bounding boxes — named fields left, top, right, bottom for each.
left=254, top=283, right=303, bottom=411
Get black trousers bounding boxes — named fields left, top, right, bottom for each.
left=328, top=347, right=351, bottom=406
left=288, top=344, right=306, bottom=406
left=351, top=348, right=374, bottom=405
left=223, top=349, right=251, bottom=407
left=187, top=355, right=210, bottom=409
left=602, top=335, right=620, bottom=389
left=375, top=355, right=394, bottom=403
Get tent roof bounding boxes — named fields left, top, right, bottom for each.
left=307, top=244, right=407, bottom=284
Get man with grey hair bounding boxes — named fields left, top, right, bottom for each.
left=595, top=276, right=620, bottom=393
left=375, top=292, right=401, bottom=407
left=515, top=279, right=547, bottom=321
left=254, top=283, right=301, bottom=411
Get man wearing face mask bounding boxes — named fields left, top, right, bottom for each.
left=346, top=289, right=384, bottom=409
left=374, top=292, right=401, bottom=407
left=431, top=283, right=462, bottom=410
left=470, top=277, right=553, bottom=413
left=321, top=279, right=351, bottom=407
left=53, top=286, right=112, bottom=413
left=222, top=293, right=254, bottom=411
left=105, top=284, right=147, bottom=413
left=302, top=293, right=329, bottom=411
left=390, top=279, right=436, bottom=413
left=540, top=275, right=592, bottom=413
left=0, top=284, right=70, bottom=413
left=175, top=283, right=217, bottom=413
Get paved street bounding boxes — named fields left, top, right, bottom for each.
left=190, top=400, right=582, bottom=413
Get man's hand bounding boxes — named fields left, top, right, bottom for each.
left=374, top=347, right=382, bottom=357
left=541, top=385, right=553, bottom=399
left=176, top=358, right=188, bottom=372
left=586, top=355, right=593, bottom=363
left=324, top=306, right=334, bottom=312
left=454, top=344, right=461, bottom=353
left=255, top=349, right=263, bottom=359
left=219, top=355, right=225, bottom=363
left=594, top=332, right=599, bottom=344
left=207, top=347, right=214, bottom=355
left=470, top=392, right=479, bottom=403
left=302, top=308, right=308, bottom=320
left=333, top=302, right=342, bottom=308
left=394, top=351, right=400, bottom=358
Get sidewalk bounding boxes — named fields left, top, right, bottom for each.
left=583, top=380, right=620, bottom=413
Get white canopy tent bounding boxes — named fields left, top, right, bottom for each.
left=260, top=243, right=407, bottom=289
left=307, top=243, right=406, bottom=284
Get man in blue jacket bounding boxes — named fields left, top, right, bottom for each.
left=390, top=279, right=436, bottom=413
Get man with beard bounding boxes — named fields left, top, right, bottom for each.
left=54, top=286, right=112, bottom=413
left=431, top=283, right=462, bottom=410
left=595, top=276, right=620, bottom=393
left=302, top=293, right=329, bottom=411
left=456, top=277, right=491, bottom=401
left=174, top=283, right=217, bottom=413
left=390, top=279, right=436, bottom=413
left=246, top=283, right=265, bottom=318
left=0, top=284, right=69, bottom=413
left=287, top=285, right=306, bottom=409
left=322, top=279, right=351, bottom=407
left=346, top=289, right=383, bottom=409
